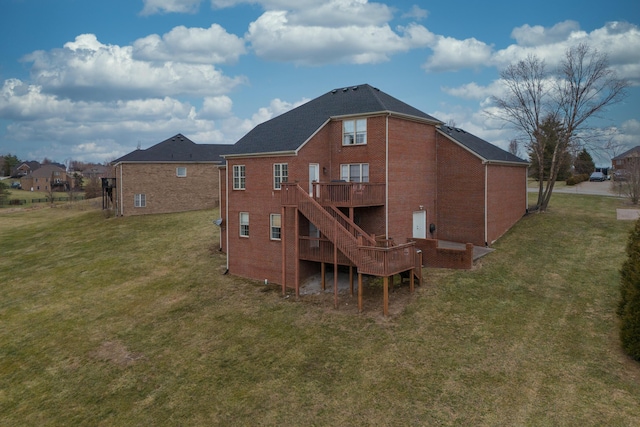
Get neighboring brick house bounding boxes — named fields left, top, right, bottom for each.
left=219, top=84, right=528, bottom=308
left=20, top=164, right=68, bottom=191
left=612, top=145, right=640, bottom=179
left=111, top=134, right=227, bottom=216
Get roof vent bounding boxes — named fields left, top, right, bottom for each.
left=352, top=86, right=358, bottom=91
left=342, top=87, right=348, bottom=92
left=332, top=89, right=337, bottom=94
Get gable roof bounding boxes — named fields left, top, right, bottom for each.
left=225, top=84, right=442, bottom=157
left=112, top=134, right=228, bottom=164
left=27, top=164, right=66, bottom=178
left=612, top=145, right=640, bottom=161
left=437, top=126, right=529, bottom=165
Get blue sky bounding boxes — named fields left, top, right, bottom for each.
left=1, top=0, right=638, bottom=166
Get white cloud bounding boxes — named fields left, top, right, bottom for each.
left=140, top=0, right=201, bottom=15
left=246, top=11, right=431, bottom=65
left=22, top=34, right=246, bottom=101
left=133, top=24, right=246, bottom=64
left=199, top=96, right=234, bottom=119
left=511, top=20, right=581, bottom=47
left=402, top=5, right=428, bottom=20
left=423, top=36, right=493, bottom=72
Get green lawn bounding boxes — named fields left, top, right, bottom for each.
left=1, top=194, right=639, bottom=425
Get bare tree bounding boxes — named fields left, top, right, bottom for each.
left=508, top=139, right=521, bottom=158
left=616, top=156, right=640, bottom=205
left=491, top=43, right=628, bottom=211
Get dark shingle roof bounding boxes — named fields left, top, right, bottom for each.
left=225, top=84, right=441, bottom=157
left=438, top=126, right=529, bottom=165
left=112, top=134, right=228, bottom=164
left=612, top=145, right=640, bottom=161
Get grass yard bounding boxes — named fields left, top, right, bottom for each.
left=1, top=194, right=639, bottom=425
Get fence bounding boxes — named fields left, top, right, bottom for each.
left=0, top=196, right=86, bottom=206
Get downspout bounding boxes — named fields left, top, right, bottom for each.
left=225, top=165, right=230, bottom=270
left=385, top=114, right=389, bottom=238
left=484, top=163, right=488, bottom=246
left=119, top=164, right=124, bottom=216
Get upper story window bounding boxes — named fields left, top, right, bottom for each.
left=233, top=165, right=246, bottom=190
left=341, top=163, right=369, bottom=182
left=343, top=119, right=367, bottom=145
left=273, top=163, right=288, bottom=190
left=176, top=167, right=187, bottom=177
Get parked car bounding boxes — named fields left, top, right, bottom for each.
left=614, top=170, right=629, bottom=182
left=10, top=181, right=22, bottom=189
left=589, top=171, right=606, bottom=182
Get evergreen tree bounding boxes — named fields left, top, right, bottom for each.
left=619, top=218, right=640, bottom=361
left=574, top=149, right=595, bottom=175
left=528, top=116, right=572, bottom=181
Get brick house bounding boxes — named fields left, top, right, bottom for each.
left=20, top=164, right=67, bottom=191
left=612, top=145, right=640, bottom=180
left=111, top=134, right=226, bottom=216
left=219, top=85, right=528, bottom=312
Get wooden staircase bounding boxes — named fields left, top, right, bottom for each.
left=282, top=183, right=421, bottom=279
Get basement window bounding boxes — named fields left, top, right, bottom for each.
left=176, top=167, right=187, bottom=177
left=239, top=212, right=249, bottom=237
left=270, top=214, right=281, bottom=240
left=134, top=193, right=146, bottom=208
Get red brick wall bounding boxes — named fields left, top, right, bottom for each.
left=436, top=136, right=486, bottom=246
left=486, top=164, right=527, bottom=244
left=387, top=117, right=438, bottom=242
left=115, top=162, right=219, bottom=216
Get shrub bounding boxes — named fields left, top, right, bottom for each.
left=566, top=174, right=589, bottom=186
left=618, top=217, right=640, bottom=361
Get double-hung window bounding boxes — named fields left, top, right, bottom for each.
left=273, top=163, right=288, bottom=190
left=176, top=167, right=187, bottom=177
left=343, top=119, right=367, bottom=145
left=270, top=214, right=281, bottom=240
left=340, top=163, right=369, bottom=182
left=233, top=165, right=246, bottom=190
left=134, top=193, right=146, bottom=208
left=239, top=212, right=249, bottom=237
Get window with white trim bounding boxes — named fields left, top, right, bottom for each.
left=343, top=118, right=367, bottom=145
left=176, top=167, right=187, bottom=177
left=239, top=212, right=249, bottom=237
left=270, top=214, right=281, bottom=240
left=134, top=193, right=146, bottom=208
left=233, top=165, right=246, bottom=190
left=340, top=163, right=369, bottom=182
left=273, top=163, right=288, bottom=189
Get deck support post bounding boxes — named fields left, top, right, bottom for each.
left=349, top=266, right=354, bottom=296
left=333, top=225, right=338, bottom=309
left=358, top=272, right=363, bottom=313
left=383, top=276, right=389, bottom=317
left=321, top=262, right=326, bottom=291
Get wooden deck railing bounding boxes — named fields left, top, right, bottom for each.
left=282, top=183, right=420, bottom=278
left=312, top=182, right=385, bottom=207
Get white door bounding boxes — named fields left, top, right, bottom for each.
left=413, top=211, right=427, bottom=239
left=309, top=163, right=320, bottom=196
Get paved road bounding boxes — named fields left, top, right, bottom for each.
left=528, top=181, right=622, bottom=197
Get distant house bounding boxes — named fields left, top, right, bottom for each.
left=218, top=84, right=529, bottom=305
left=20, top=164, right=67, bottom=191
left=612, top=146, right=640, bottom=179
left=111, top=134, right=227, bottom=216
left=82, top=165, right=109, bottom=179
left=12, top=161, right=41, bottom=178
